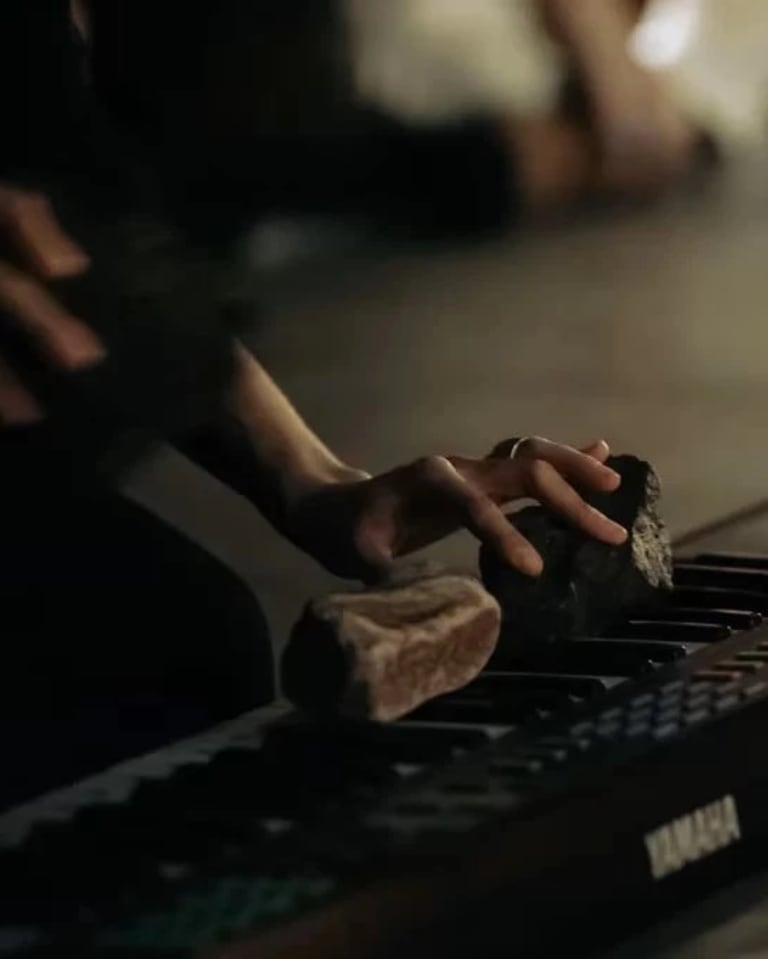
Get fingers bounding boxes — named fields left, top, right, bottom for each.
left=0, top=261, right=105, bottom=369
left=522, top=458, right=627, bottom=546
left=513, top=436, right=620, bottom=493
left=0, top=186, right=89, bottom=278
left=456, top=436, right=627, bottom=549
left=580, top=438, right=610, bottom=463
left=0, top=357, right=42, bottom=425
left=422, top=456, right=544, bottom=576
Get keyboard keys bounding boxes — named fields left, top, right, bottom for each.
left=636, top=607, right=762, bottom=630
left=615, top=621, right=731, bottom=643
left=675, top=563, right=768, bottom=594
left=626, top=720, right=652, bottom=738
left=409, top=690, right=566, bottom=726
left=735, top=651, right=768, bottom=665
left=534, top=640, right=685, bottom=677
left=684, top=706, right=710, bottom=726
left=477, top=672, right=615, bottom=698
left=687, top=552, right=768, bottom=571
left=671, top=587, right=768, bottom=615
left=654, top=721, right=680, bottom=740
left=716, top=658, right=762, bottom=673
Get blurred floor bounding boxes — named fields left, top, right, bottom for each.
left=127, top=150, right=768, bottom=648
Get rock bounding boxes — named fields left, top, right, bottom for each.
left=479, top=455, right=673, bottom=651
left=281, top=567, right=501, bottom=722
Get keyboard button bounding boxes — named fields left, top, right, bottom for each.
left=569, top=721, right=595, bottom=738
left=684, top=707, right=710, bottom=726
left=715, top=694, right=741, bottom=713
left=626, top=720, right=652, bottom=738
left=598, top=707, right=623, bottom=723
left=654, top=721, right=680, bottom=740
left=627, top=706, right=654, bottom=727
left=596, top=720, right=622, bottom=739
left=527, top=741, right=569, bottom=762
left=630, top=692, right=656, bottom=709
left=656, top=705, right=682, bottom=726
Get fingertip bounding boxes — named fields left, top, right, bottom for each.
left=506, top=546, right=543, bottom=578
left=601, top=468, right=622, bottom=491
left=613, top=524, right=629, bottom=545
left=600, top=520, right=628, bottom=545
left=44, top=248, right=91, bottom=279
left=0, top=393, right=43, bottom=426
left=584, top=439, right=610, bottom=462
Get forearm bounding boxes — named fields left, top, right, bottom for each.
left=540, top=0, right=644, bottom=120
left=176, top=343, right=367, bottom=527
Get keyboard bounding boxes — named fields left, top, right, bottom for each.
left=7, top=551, right=768, bottom=958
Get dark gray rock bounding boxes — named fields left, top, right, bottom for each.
left=479, top=455, right=673, bottom=651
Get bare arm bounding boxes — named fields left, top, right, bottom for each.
left=175, top=343, right=368, bottom=531
left=178, top=343, right=626, bottom=580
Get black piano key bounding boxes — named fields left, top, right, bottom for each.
left=687, top=552, right=768, bottom=571
left=568, top=639, right=690, bottom=669
left=475, top=672, right=620, bottom=697
left=674, top=563, right=768, bottom=595
left=638, top=607, right=762, bottom=630
left=410, top=669, right=624, bottom=725
left=671, top=586, right=768, bottom=615
left=410, top=688, right=573, bottom=725
left=495, top=640, right=682, bottom=678
left=610, top=620, right=730, bottom=643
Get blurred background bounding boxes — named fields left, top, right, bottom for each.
left=94, top=0, right=768, bottom=645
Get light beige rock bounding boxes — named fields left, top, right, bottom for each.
left=281, top=569, right=501, bottom=722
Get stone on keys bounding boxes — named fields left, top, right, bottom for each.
left=281, top=566, right=501, bottom=721
left=479, top=455, right=673, bottom=648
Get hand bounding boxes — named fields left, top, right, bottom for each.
left=285, top=437, right=628, bottom=581
left=0, top=185, right=105, bottom=425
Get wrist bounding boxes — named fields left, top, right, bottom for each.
left=279, top=459, right=370, bottom=514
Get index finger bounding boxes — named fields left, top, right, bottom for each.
left=512, top=437, right=621, bottom=493
left=427, top=458, right=544, bottom=576
left=0, top=186, right=89, bottom=278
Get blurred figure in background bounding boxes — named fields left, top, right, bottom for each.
left=95, top=1, right=768, bottom=243
left=348, top=0, right=708, bottom=215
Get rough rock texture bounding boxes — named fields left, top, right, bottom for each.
left=281, top=567, right=501, bottom=721
left=479, top=455, right=673, bottom=650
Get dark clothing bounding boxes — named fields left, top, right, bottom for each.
left=0, top=0, right=273, bottom=806
left=1, top=488, right=274, bottom=811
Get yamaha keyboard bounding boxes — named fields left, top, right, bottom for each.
left=9, top=551, right=768, bottom=957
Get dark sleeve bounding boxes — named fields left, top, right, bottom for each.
left=173, top=414, right=288, bottom=527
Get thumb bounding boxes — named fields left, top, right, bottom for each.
left=353, top=517, right=395, bottom=579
